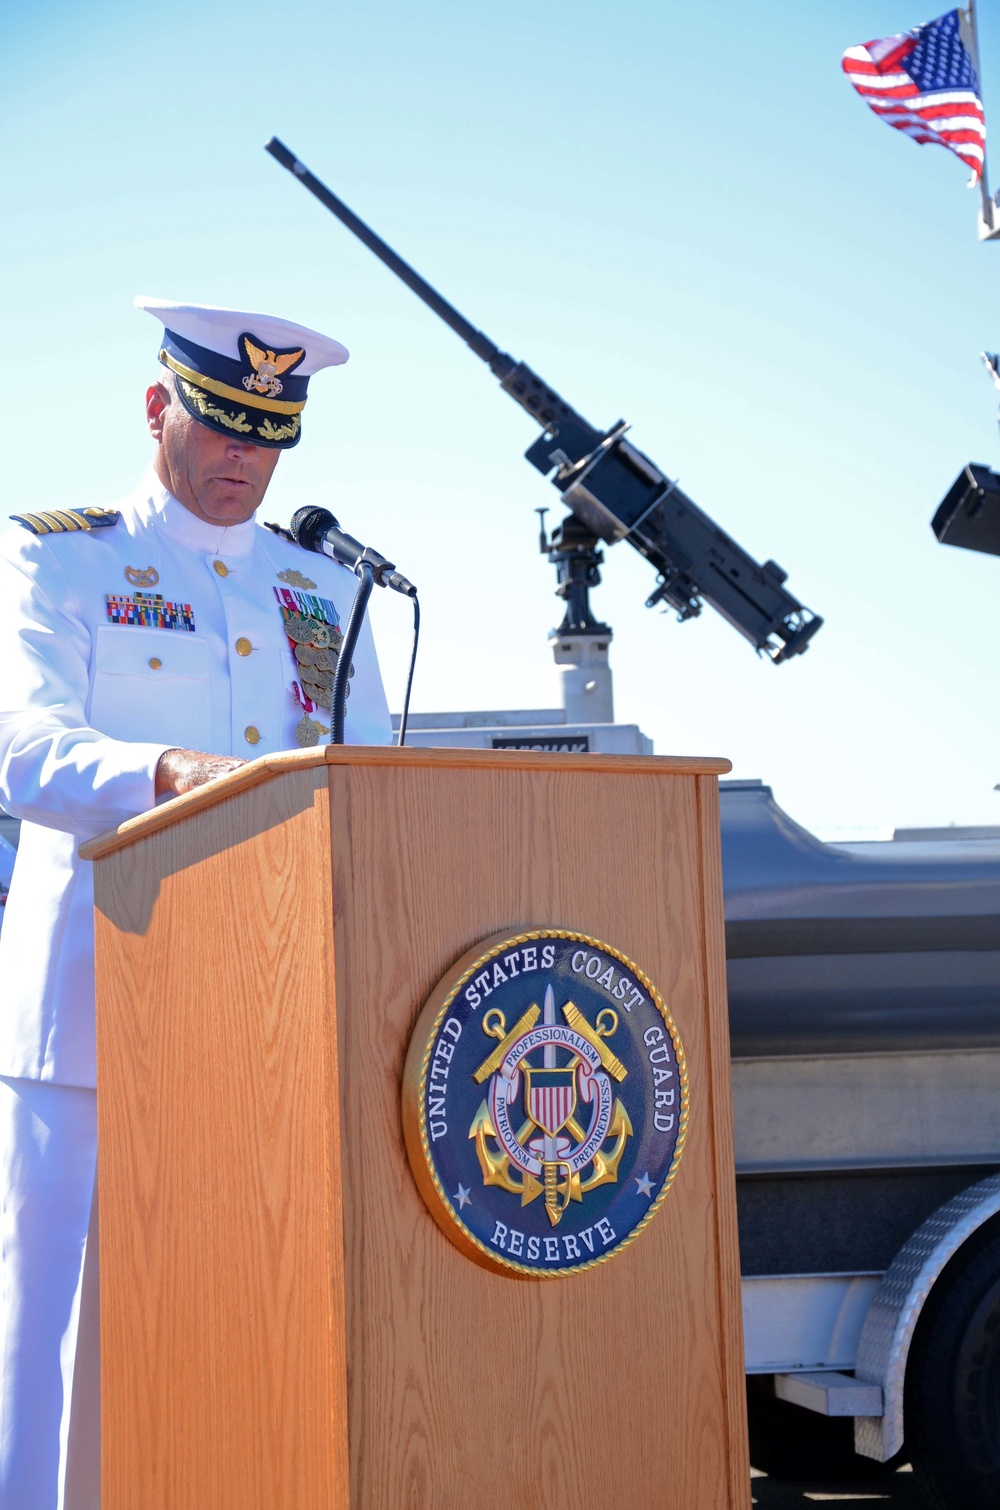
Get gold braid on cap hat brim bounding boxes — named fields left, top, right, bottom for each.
left=159, top=350, right=307, bottom=415
left=176, top=378, right=301, bottom=444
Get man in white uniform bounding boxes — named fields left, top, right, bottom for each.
left=0, top=298, right=390, bottom=1508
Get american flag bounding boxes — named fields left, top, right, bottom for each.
left=843, top=9, right=986, bottom=185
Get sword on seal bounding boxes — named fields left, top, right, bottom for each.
left=541, top=984, right=571, bottom=1226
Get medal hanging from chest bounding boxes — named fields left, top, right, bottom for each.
left=273, top=586, right=352, bottom=747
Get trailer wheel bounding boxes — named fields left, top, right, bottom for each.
left=745, top=1377, right=898, bottom=1482
left=905, top=1224, right=1000, bottom=1510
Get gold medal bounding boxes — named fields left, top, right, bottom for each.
left=280, top=598, right=341, bottom=728
left=294, top=714, right=328, bottom=747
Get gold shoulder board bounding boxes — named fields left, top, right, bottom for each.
left=9, top=508, right=121, bottom=537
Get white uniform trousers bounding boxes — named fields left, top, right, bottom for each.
left=0, top=1077, right=99, bottom=1510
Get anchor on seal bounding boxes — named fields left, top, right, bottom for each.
left=469, top=984, right=632, bottom=1228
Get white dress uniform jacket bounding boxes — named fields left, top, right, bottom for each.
left=0, top=471, right=391, bottom=1088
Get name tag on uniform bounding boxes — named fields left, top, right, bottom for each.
left=105, top=593, right=196, bottom=631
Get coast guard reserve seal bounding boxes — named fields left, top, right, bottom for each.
left=402, top=929, right=688, bottom=1277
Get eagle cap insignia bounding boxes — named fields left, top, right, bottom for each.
left=402, top=929, right=688, bottom=1278
left=239, top=333, right=305, bottom=398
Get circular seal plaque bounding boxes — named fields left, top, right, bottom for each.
left=402, top=928, right=689, bottom=1277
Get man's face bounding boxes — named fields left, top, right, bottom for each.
left=146, top=379, right=281, bottom=526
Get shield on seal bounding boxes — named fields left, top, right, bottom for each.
left=525, top=1066, right=577, bottom=1137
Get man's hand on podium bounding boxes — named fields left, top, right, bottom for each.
left=155, top=749, right=247, bottom=798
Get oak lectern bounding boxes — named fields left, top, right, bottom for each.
left=82, top=745, right=749, bottom=1509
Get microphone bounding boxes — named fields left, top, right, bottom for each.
left=290, top=506, right=417, bottom=597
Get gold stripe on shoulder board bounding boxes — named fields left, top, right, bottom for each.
left=9, top=508, right=120, bottom=536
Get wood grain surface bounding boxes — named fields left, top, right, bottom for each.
left=328, top=760, right=750, bottom=1509
left=696, top=773, right=754, bottom=1507
left=93, top=768, right=349, bottom=1510
left=91, top=751, right=748, bottom=1509
left=80, top=745, right=732, bottom=861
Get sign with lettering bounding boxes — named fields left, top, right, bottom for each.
left=490, top=736, right=590, bottom=752
left=402, top=929, right=688, bottom=1277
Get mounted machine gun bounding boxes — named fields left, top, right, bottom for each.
left=266, top=138, right=822, bottom=665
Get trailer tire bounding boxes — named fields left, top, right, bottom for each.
left=905, top=1224, right=1000, bottom=1510
left=745, top=1377, right=898, bottom=1482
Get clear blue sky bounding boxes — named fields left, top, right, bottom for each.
left=2, top=0, right=997, bottom=834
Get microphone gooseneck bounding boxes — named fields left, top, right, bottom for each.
left=329, top=563, right=376, bottom=745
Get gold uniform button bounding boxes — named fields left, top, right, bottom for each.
left=148, top=657, right=162, bottom=670
left=244, top=725, right=261, bottom=745
left=235, top=637, right=253, bottom=657
left=213, top=560, right=229, bottom=577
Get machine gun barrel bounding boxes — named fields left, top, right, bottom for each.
left=266, top=138, right=507, bottom=371
left=265, top=139, right=599, bottom=450
left=267, top=138, right=822, bottom=663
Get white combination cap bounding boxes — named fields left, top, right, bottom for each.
left=135, top=295, right=349, bottom=449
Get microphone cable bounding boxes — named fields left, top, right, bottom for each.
left=396, top=593, right=420, bottom=747
left=330, top=575, right=420, bottom=747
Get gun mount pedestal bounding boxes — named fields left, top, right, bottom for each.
left=392, top=511, right=649, bottom=753
left=540, top=508, right=615, bottom=727
left=551, top=632, right=614, bottom=725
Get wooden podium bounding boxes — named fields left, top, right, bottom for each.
left=83, top=746, right=749, bottom=1509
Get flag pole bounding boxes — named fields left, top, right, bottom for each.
left=965, top=0, right=996, bottom=232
